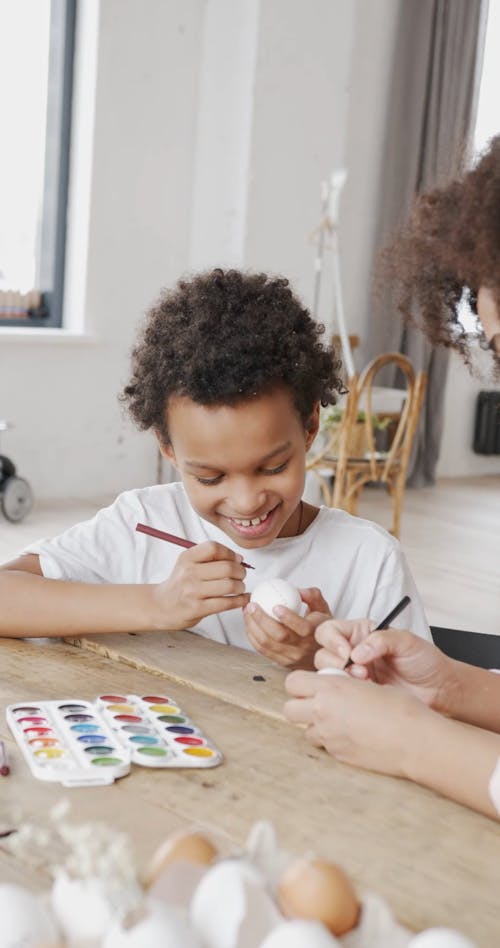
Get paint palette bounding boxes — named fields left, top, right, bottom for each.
left=6, top=693, right=223, bottom=787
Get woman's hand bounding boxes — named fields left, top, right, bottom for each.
left=244, top=586, right=331, bottom=669
left=151, top=541, right=250, bottom=630
left=284, top=670, right=435, bottom=778
left=314, top=620, right=458, bottom=713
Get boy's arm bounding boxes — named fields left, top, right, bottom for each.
left=0, top=544, right=249, bottom=638
left=0, top=555, right=159, bottom=637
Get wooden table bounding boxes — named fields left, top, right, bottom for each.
left=1, top=631, right=500, bottom=946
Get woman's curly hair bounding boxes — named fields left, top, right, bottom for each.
left=381, top=135, right=500, bottom=365
left=121, top=268, right=344, bottom=443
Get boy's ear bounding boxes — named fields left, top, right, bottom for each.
left=154, top=430, right=178, bottom=469
left=305, top=402, right=320, bottom=450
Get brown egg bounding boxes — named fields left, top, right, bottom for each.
left=144, top=830, right=217, bottom=888
left=277, top=857, right=360, bottom=936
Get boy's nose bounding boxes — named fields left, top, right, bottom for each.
left=228, top=481, right=267, bottom=517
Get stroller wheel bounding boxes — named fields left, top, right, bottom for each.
left=0, top=454, right=16, bottom=483
left=1, top=476, right=33, bottom=522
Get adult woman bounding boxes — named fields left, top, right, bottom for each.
left=285, top=136, right=500, bottom=819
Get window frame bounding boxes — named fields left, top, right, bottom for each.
left=0, top=0, right=76, bottom=328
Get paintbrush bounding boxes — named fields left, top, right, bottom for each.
left=343, top=594, right=412, bottom=668
left=135, top=522, right=255, bottom=569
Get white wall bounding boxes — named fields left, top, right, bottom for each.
left=437, top=350, right=500, bottom=477
left=0, top=0, right=205, bottom=500
left=243, top=0, right=354, bottom=304
left=6, top=0, right=481, bottom=502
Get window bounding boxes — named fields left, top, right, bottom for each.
left=474, top=0, right=500, bottom=157
left=0, top=0, right=76, bottom=327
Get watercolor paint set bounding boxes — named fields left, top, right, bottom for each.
left=6, top=692, right=223, bottom=787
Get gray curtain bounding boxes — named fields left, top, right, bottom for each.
left=365, top=0, right=486, bottom=486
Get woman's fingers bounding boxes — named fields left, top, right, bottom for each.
left=315, top=618, right=375, bottom=652
left=314, top=641, right=350, bottom=669
left=283, top=695, right=316, bottom=724
left=350, top=627, right=421, bottom=665
left=285, top=669, right=321, bottom=698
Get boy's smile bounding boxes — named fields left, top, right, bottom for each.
left=161, top=387, right=319, bottom=548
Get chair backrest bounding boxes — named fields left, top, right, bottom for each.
left=333, top=352, right=427, bottom=492
left=431, top=626, right=500, bottom=670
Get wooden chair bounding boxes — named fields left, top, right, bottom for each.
left=307, top=352, right=427, bottom=537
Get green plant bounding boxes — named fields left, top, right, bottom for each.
left=320, top=405, right=392, bottom=431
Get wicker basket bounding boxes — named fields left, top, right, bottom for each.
left=327, top=421, right=368, bottom=458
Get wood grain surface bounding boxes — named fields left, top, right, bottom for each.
left=1, top=635, right=500, bottom=944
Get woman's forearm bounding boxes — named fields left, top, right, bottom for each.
left=436, top=658, right=500, bottom=733
left=406, top=710, right=500, bottom=819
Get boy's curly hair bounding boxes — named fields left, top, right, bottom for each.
left=380, top=136, right=500, bottom=366
left=121, top=268, right=344, bottom=443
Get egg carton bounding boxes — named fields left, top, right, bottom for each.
left=0, top=818, right=477, bottom=947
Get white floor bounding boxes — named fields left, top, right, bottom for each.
left=1, top=476, right=499, bottom=636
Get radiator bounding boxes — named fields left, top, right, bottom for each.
left=473, top=391, right=500, bottom=455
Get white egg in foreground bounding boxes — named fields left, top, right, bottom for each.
left=104, top=899, right=200, bottom=947
left=259, top=919, right=342, bottom=947
left=250, top=579, right=305, bottom=618
left=51, top=872, right=116, bottom=940
left=190, top=859, right=281, bottom=948
left=408, top=929, right=477, bottom=948
left=0, top=883, right=59, bottom=947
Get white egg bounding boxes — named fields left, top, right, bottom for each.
left=259, top=919, right=342, bottom=947
left=190, top=859, right=281, bottom=948
left=104, top=899, right=200, bottom=948
left=250, top=579, right=305, bottom=618
left=317, top=667, right=350, bottom=678
left=347, top=893, right=410, bottom=947
left=408, top=929, right=478, bottom=948
left=0, top=883, right=59, bottom=947
left=51, top=871, right=116, bottom=940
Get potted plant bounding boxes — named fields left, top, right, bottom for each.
left=319, top=405, right=394, bottom=458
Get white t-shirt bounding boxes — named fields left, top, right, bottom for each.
left=24, top=482, right=431, bottom=648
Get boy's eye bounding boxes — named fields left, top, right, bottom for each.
left=194, top=460, right=289, bottom=484
left=195, top=474, right=224, bottom=485
left=261, top=460, right=289, bottom=475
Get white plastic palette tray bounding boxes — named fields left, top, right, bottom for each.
left=6, top=692, right=223, bottom=787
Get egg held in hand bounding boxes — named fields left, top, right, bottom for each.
left=277, top=857, right=360, bottom=936
left=250, top=579, right=305, bottom=618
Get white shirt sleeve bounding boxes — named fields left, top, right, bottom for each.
left=23, top=493, right=143, bottom=584
left=365, top=546, right=431, bottom=641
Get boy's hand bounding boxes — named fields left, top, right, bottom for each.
left=284, top=669, right=433, bottom=778
left=314, top=620, right=455, bottom=712
left=151, top=541, right=250, bottom=629
left=244, top=586, right=331, bottom=670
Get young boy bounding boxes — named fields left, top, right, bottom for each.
left=0, top=269, right=430, bottom=667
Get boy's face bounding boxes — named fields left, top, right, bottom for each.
left=160, top=387, right=319, bottom=548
